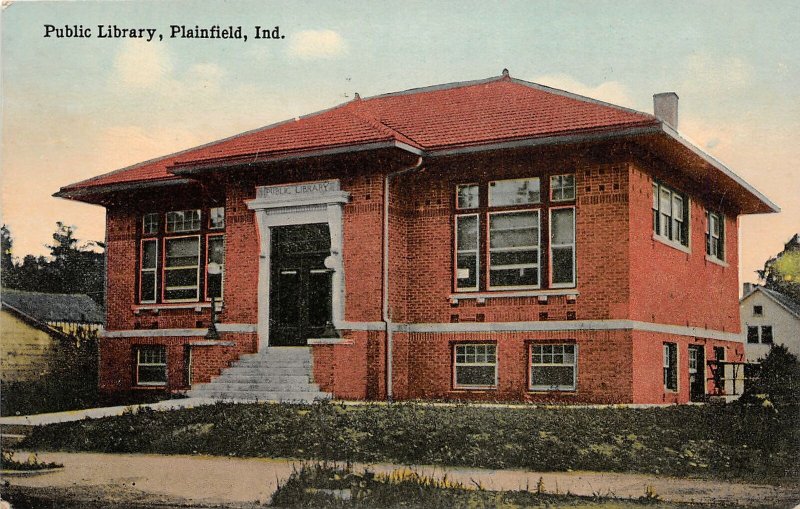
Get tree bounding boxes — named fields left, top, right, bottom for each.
left=757, top=233, right=800, bottom=302
left=0, top=223, right=104, bottom=306
left=744, top=345, right=800, bottom=407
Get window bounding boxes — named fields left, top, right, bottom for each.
left=706, top=211, right=724, bottom=260
left=761, top=326, right=773, bottom=344
left=143, top=213, right=159, bottom=235
left=206, top=235, right=225, bottom=300
left=489, top=178, right=540, bottom=207
left=550, top=207, right=575, bottom=287
left=209, top=207, right=225, bottom=229
left=530, top=344, right=576, bottom=391
left=488, top=210, right=540, bottom=289
left=455, top=214, right=479, bottom=291
left=136, top=346, right=167, bottom=386
left=166, top=210, right=201, bottom=233
left=139, top=207, right=224, bottom=304
left=748, top=325, right=775, bottom=344
left=753, top=305, right=763, bottom=316
left=453, top=176, right=575, bottom=292
left=652, top=183, right=688, bottom=247
left=164, top=236, right=200, bottom=301
left=454, top=343, right=497, bottom=388
left=456, top=184, right=479, bottom=209
left=688, top=347, right=699, bottom=374
left=140, top=239, right=158, bottom=303
left=550, top=175, right=575, bottom=201
left=663, top=343, right=677, bottom=391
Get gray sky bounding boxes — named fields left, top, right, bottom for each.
left=2, top=0, right=798, bottom=285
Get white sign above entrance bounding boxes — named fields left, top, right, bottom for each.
left=256, top=179, right=341, bottom=202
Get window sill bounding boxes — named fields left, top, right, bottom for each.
left=528, top=388, right=577, bottom=394
left=308, top=337, right=354, bottom=345
left=134, top=384, right=167, bottom=389
left=652, top=233, right=690, bottom=255
left=451, top=387, right=497, bottom=391
left=133, top=302, right=222, bottom=313
left=704, top=255, right=728, bottom=267
left=450, top=289, right=579, bottom=303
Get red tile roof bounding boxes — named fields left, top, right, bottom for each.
left=59, top=74, right=659, bottom=193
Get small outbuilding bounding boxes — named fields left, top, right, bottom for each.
left=740, top=284, right=800, bottom=362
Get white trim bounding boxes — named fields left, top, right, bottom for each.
left=704, top=254, right=729, bottom=268
left=454, top=213, right=480, bottom=292
left=103, top=323, right=256, bottom=338
left=101, top=319, right=741, bottom=341
left=308, top=337, right=354, bottom=345
left=487, top=208, right=541, bottom=290
left=246, top=179, right=350, bottom=349
left=453, top=342, right=498, bottom=390
left=403, top=319, right=743, bottom=341
left=450, top=289, right=579, bottom=301
left=549, top=206, right=576, bottom=288
left=529, top=343, right=577, bottom=392
left=651, top=232, right=691, bottom=255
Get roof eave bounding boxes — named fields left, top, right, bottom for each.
left=659, top=123, right=780, bottom=214
left=169, top=140, right=423, bottom=176
left=54, top=177, right=195, bottom=204
left=425, top=124, right=662, bottom=157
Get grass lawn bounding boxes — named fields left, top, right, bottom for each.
left=271, top=463, right=767, bottom=508
left=18, top=401, right=799, bottom=484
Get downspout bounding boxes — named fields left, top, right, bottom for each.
left=383, top=156, right=423, bottom=402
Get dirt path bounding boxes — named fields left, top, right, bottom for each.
left=3, top=451, right=799, bottom=508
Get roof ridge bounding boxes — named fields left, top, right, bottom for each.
left=362, top=74, right=505, bottom=101
left=508, top=77, right=655, bottom=119
left=347, top=100, right=424, bottom=148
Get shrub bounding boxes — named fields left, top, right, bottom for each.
left=743, top=344, right=800, bottom=407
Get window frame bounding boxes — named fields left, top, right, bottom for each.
left=486, top=208, right=541, bottom=291
left=453, top=342, right=498, bottom=390
left=550, top=174, right=576, bottom=202
left=747, top=326, right=760, bottom=344
left=165, top=209, right=202, bottom=234
left=205, top=233, right=225, bottom=301
left=663, top=342, right=678, bottom=392
left=142, top=213, right=159, bottom=235
left=208, top=207, right=225, bottom=230
left=139, top=238, right=158, bottom=304
left=454, top=213, right=480, bottom=292
left=652, top=182, right=689, bottom=249
left=162, top=234, right=202, bottom=303
left=549, top=206, right=576, bottom=288
left=753, top=305, right=763, bottom=317
left=488, top=177, right=541, bottom=207
left=135, top=345, right=167, bottom=387
left=455, top=183, right=480, bottom=210
left=760, top=325, right=773, bottom=344
left=529, top=343, right=577, bottom=392
left=706, top=210, right=725, bottom=261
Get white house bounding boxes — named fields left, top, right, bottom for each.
left=740, top=284, right=800, bottom=361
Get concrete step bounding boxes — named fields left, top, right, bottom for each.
left=223, top=366, right=315, bottom=376
left=191, top=382, right=321, bottom=392
left=232, top=360, right=313, bottom=368
left=187, top=391, right=331, bottom=402
left=215, top=374, right=313, bottom=384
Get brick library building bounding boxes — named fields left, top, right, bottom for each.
left=57, top=71, right=778, bottom=404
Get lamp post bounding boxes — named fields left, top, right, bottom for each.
left=206, top=262, right=221, bottom=340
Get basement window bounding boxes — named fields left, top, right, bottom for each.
left=530, top=344, right=576, bottom=391
left=454, top=343, right=497, bottom=389
left=136, top=346, right=167, bottom=386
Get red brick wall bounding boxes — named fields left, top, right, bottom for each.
left=628, top=162, right=741, bottom=333
left=631, top=331, right=745, bottom=404
left=311, top=330, right=385, bottom=399
left=390, top=330, right=634, bottom=403
left=98, top=333, right=256, bottom=393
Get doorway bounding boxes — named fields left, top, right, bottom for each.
left=688, top=345, right=705, bottom=402
left=269, top=223, right=332, bottom=346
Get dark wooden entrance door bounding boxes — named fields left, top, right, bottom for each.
left=689, top=345, right=705, bottom=402
left=269, top=223, right=332, bottom=346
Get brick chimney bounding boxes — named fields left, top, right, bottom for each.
left=653, top=92, right=679, bottom=129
